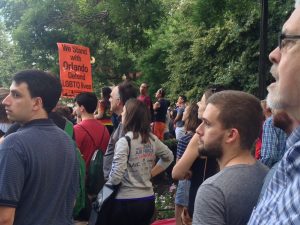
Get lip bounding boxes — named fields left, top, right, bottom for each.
left=268, top=82, right=277, bottom=89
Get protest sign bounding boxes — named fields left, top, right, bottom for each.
left=57, top=43, right=92, bottom=97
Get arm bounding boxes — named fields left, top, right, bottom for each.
left=0, top=137, right=23, bottom=225
left=151, top=137, right=174, bottom=178
left=172, top=133, right=199, bottom=180
left=153, top=101, right=160, bottom=110
left=94, top=100, right=105, bottom=119
left=173, top=108, right=183, bottom=125
left=0, top=207, right=15, bottom=225
left=107, top=137, right=129, bottom=185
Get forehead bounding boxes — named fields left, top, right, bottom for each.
left=202, top=104, right=221, bottom=123
left=111, top=86, right=119, bottom=96
left=10, top=81, right=30, bottom=94
left=140, top=83, right=147, bottom=88
left=282, top=7, right=300, bottom=33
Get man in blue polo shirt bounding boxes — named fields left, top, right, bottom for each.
left=0, top=70, right=79, bottom=225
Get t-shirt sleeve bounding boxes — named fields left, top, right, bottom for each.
left=0, top=138, right=25, bottom=207
left=193, top=183, right=225, bottom=225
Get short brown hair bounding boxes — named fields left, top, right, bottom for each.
left=123, top=98, right=151, bottom=143
left=118, top=81, right=138, bottom=105
left=184, top=102, right=201, bottom=132
left=206, top=90, right=263, bottom=150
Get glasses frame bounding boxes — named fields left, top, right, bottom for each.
left=278, top=33, right=300, bottom=49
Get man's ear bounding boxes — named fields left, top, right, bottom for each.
left=32, top=97, right=43, bottom=111
left=79, top=105, right=86, bottom=113
left=225, top=128, right=239, bottom=144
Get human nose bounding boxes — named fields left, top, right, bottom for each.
left=196, top=122, right=204, bottom=136
left=269, top=47, right=281, bottom=64
left=2, top=94, right=10, bottom=106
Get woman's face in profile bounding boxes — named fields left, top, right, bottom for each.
left=197, top=94, right=206, bottom=119
left=121, top=105, right=126, bottom=124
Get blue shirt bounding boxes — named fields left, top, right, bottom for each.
left=175, top=106, right=185, bottom=127
left=176, top=132, right=194, bottom=159
left=248, top=126, right=300, bottom=225
left=260, top=116, right=287, bottom=168
left=0, top=119, right=79, bottom=225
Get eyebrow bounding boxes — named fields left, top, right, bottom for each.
left=201, top=117, right=210, bottom=124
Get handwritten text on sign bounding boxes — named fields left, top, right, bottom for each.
left=57, top=43, right=92, bottom=97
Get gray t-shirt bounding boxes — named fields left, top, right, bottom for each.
left=193, top=161, right=268, bottom=225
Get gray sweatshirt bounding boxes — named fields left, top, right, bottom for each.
left=108, top=131, right=174, bottom=199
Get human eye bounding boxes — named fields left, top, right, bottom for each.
left=203, top=119, right=210, bottom=127
left=281, top=39, right=296, bottom=50
left=11, top=91, right=20, bottom=98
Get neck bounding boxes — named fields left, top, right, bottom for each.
left=81, top=113, right=95, bottom=121
left=218, top=149, right=255, bottom=170
left=20, top=110, right=48, bottom=125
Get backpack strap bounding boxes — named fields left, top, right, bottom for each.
left=78, top=123, right=105, bottom=149
left=64, top=119, right=74, bottom=138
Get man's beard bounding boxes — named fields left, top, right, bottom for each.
left=266, top=65, right=285, bottom=110
left=198, top=139, right=223, bottom=159
left=266, top=91, right=284, bottom=110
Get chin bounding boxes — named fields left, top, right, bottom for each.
left=266, top=92, right=284, bottom=110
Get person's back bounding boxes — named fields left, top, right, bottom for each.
left=193, top=162, right=268, bottom=225
left=73, top=92, right=110, bottom=169
left=103, top=99, right=173, bottom=225
left=0, top=69, right=79, bottom=225
left=110, top=132, right=174, bottom=199
left=74, top=119, right=110, bottom=168
left=0, top=121, right=78, bottom=225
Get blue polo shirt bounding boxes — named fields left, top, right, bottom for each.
left=0, top=119, right=79, bottom=225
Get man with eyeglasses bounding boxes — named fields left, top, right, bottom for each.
left=248, top=3, right=300, bottom=224
left=103, top=81, right=137, bottom=180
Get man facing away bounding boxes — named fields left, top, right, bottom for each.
left=174, top=95, right=187, bottom=140
left=0, top=70, right=79, bottom=225
left=248, top=3, right=300, bottom=224
left=74, top=92, right=110, bottom=170
left=193, top=90, right=268, bottom=225
left=153, top=88, right=169, bottom=140
left=103, top=81, right=137, bottom=180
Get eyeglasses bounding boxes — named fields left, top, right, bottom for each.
left=278, top=33, right=300, bottom=49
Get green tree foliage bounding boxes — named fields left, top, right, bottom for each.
left=0, top=0, right=296, bottom=101
left=137, top=0, right=295, bottom=103
left=0, top=21, right=25, bottom=87
left=0, top=0, right=164, bottom=92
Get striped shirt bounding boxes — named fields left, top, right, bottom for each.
left=248, top=126, right=300, bottom=225
left=176, top=132, right=194, bottom=159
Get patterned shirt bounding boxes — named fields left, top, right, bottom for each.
left=248, top=126, right=300, bottom=225
left=176, top=132, right=194, bottom=159
left=260, top=116, right=287, bottom=168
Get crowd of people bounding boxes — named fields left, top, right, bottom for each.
left=1, top=1, right=300, bottom=225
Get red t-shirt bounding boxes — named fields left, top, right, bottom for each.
left=138, top=95, right=152, bottom=109
left=74, top=119, right=110, bottom=169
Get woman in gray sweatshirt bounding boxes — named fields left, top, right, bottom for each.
left=106, top=98, right=174, bottom=225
